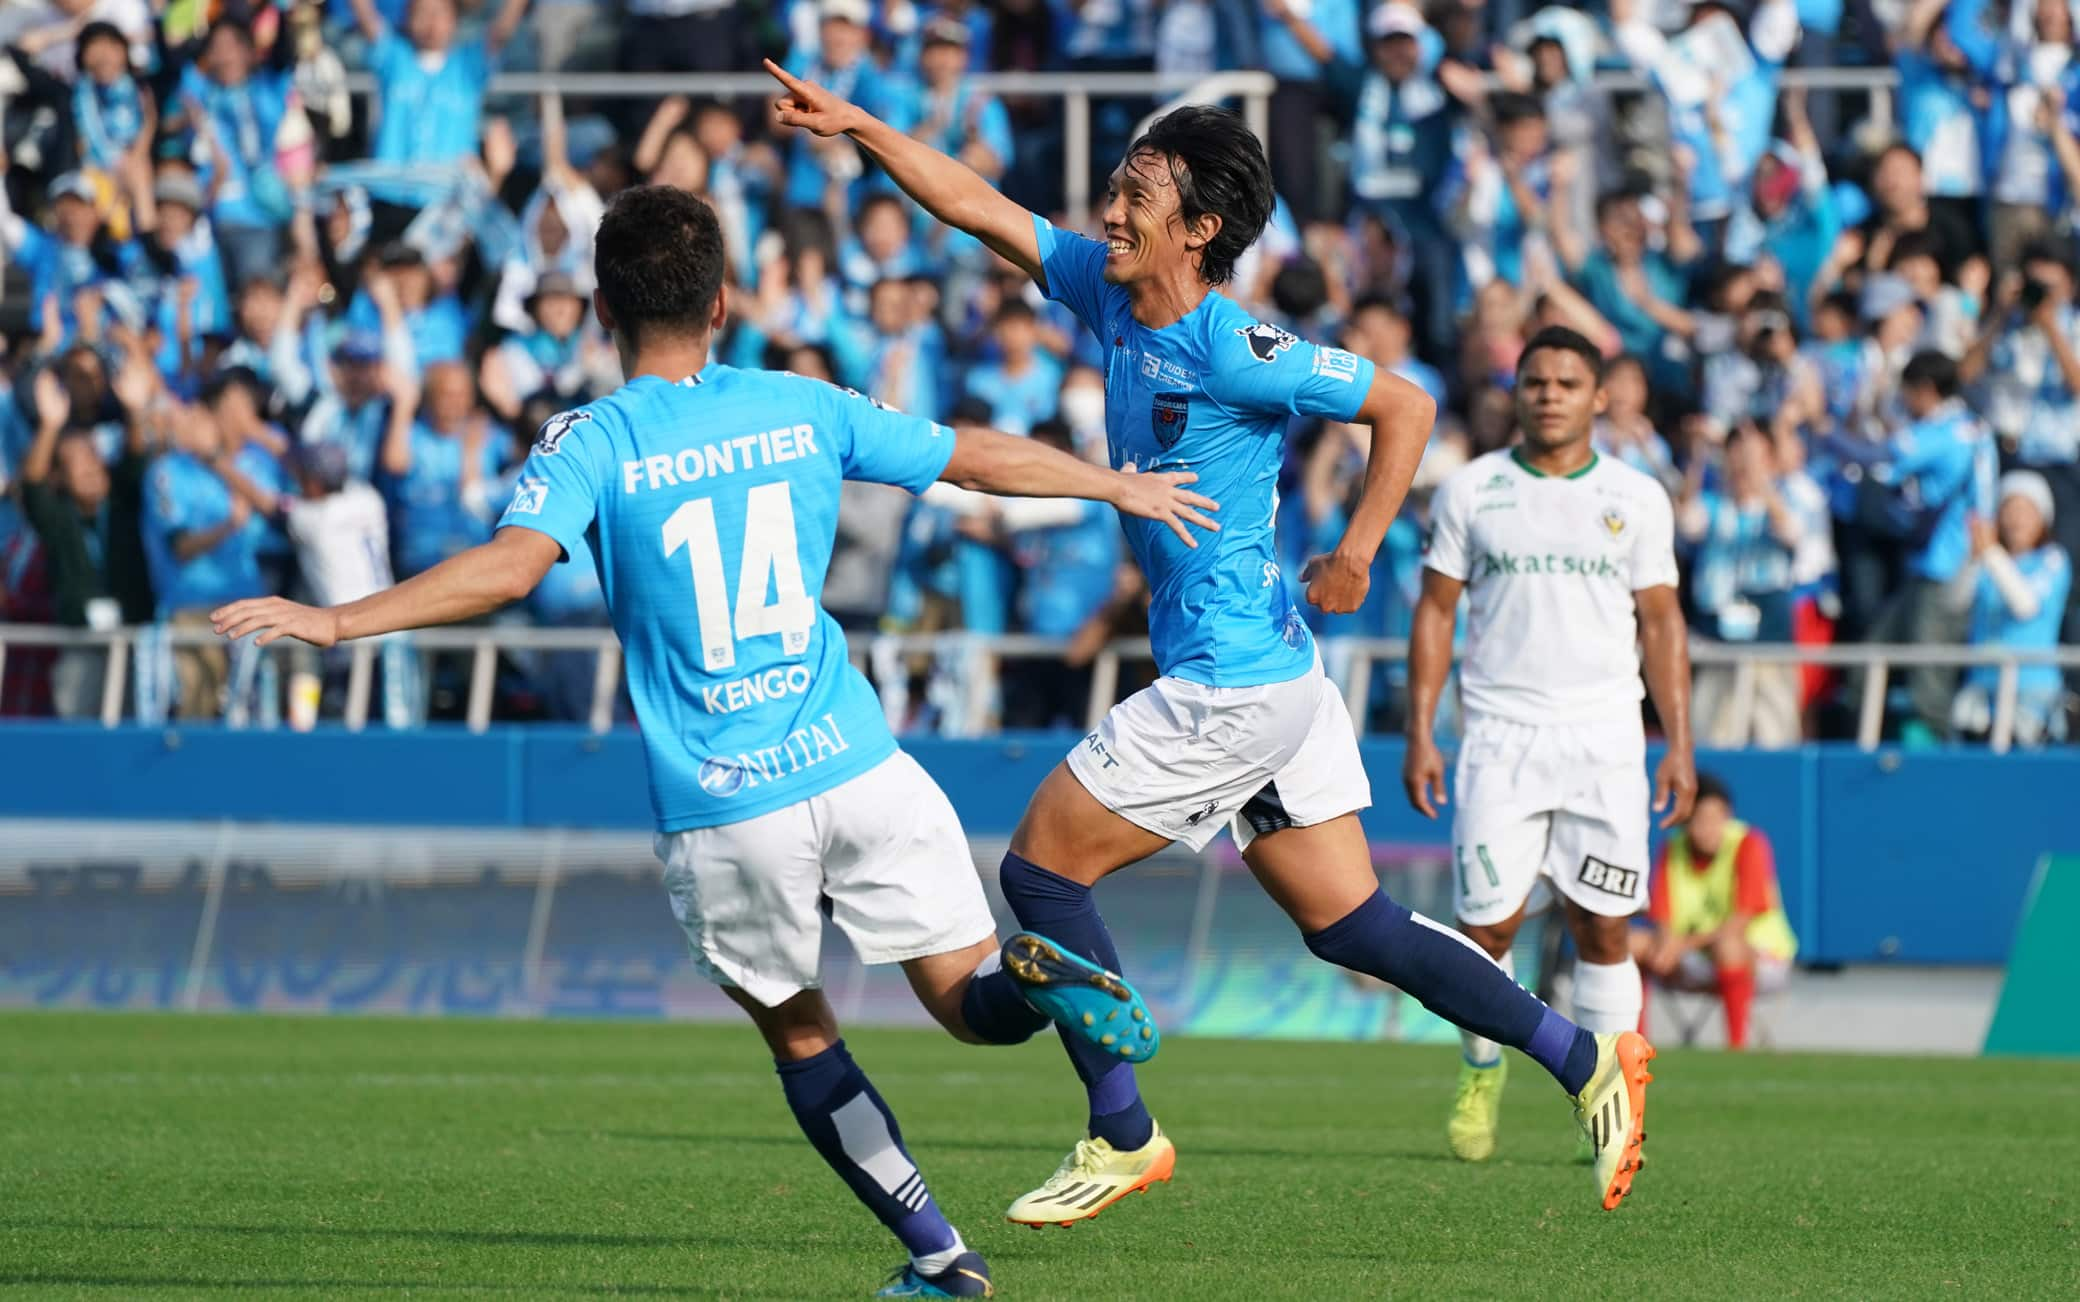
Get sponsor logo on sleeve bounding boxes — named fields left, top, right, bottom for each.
left=1577, top=856, right=1641, bottom=899
left=1311, top=347, right=1362, bottom=383
left=1235, top=322, right=1299, bottom=363
left=507, top=476, right=549, bottom=516
left=532, top=410, right=592, bottom=456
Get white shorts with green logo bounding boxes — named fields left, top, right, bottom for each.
left=1450, top=713, right=1650, bottom=926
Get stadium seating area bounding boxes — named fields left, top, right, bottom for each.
left=0, top=0, right=2075, bottom=746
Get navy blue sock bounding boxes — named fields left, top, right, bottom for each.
left=959, top=956, right=1049, bottom=1045
left=1304, top=892, right=1601, bottom=1095
left=776, top=1041, right=957, bottom=1258
left=997, top=852, right=1156, bottom=1150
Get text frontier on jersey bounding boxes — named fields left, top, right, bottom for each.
left=621, top=423, right=823, bottom=494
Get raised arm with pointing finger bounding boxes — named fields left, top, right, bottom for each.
left=767, top=59, right=1044, bottom=282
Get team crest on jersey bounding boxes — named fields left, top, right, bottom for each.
left=1600, top=506, right=1627, bottom=539
left=1235, top=322, right=1299, bottom=363
left=1151, top=393, right=1189, bottom=448
left=533, top=410, right=592, bottom=456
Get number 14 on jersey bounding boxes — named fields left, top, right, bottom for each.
left=661, top=482, right=816, bottom=672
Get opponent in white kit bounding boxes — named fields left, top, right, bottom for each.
left=212, top=185, right=1225, bottom=1299
left=1402, top=327, right=1697, bottom=1165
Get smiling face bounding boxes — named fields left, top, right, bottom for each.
left=1514, top=344, right=1605, bottom=452
left=1098, top=149, right=1215, bottom=288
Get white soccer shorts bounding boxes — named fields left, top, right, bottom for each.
left=1065, top=657, right=1373, bottom=853
left=1450, top=713, right=1651, bottom=926
left=653, top=751, right=997, bottom=1007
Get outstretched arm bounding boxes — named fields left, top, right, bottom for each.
left=213, top=527, right=561, bottom=647
left=939, top=427, right=1221, bottom=549
left=767, top=60, right=1043, bottom=282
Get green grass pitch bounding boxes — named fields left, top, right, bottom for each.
left=3, top=1012, right=2076, bottom=1300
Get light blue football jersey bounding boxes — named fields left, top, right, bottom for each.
left=1032, top=216, right=1377, bottom=687
left=497, top=366, right=955, bottom=832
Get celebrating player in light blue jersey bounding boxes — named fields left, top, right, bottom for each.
left=771, top=64, right=1658, bottom=1220
left=212, top=185, right=1226, bottom=1299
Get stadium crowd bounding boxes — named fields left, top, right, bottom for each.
left=0, top=0, right=2074, bottom=746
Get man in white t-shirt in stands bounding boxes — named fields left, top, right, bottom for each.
left=1402, top=326, right=1697, bottom=1166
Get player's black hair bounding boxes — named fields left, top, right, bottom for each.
left=1901, top=349, right=1961, bottom=398
left=594, top=185, right=726, bottom=347
left=949, top=395, right=995, bottom=427
left=1122, top=104, right=1273, bottom=288
left=1694, top=771, right=1733, bottom=809
left=1516, top=326, right=1606, bottom=383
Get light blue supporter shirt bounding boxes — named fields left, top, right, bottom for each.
left=1893, top=399, right=1996, bottom=582
left=142, top=451, right=263, bottom=615
left=1966, top=545, right=2072, bottom=695
left=494, top=367, right=958, bottom=833
left=1032, top=215, right=1376, bottom=687
left=368, top=25, right=495, bottom=178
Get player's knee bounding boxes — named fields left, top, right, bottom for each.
left=1303, top=891, right=1411, bottom=968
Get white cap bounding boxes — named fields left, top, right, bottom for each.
left=820, top=0, right=871, bottom=26
left=1368, top=3, right=1426, bottom=39
left=1999, top=469, right=2056, bottom=527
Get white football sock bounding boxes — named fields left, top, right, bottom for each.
left=912, top=1231, right=969, bottom=1276
left=1460, top=949, right=1514, bottom=1067
left=1572, top=957, right=1643, bottom=1035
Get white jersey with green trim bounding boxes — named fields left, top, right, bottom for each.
left=1423, top=448, right=1678, bottom=726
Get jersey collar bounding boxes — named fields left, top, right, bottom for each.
left=1511, top=447, right=1599, bottom=480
